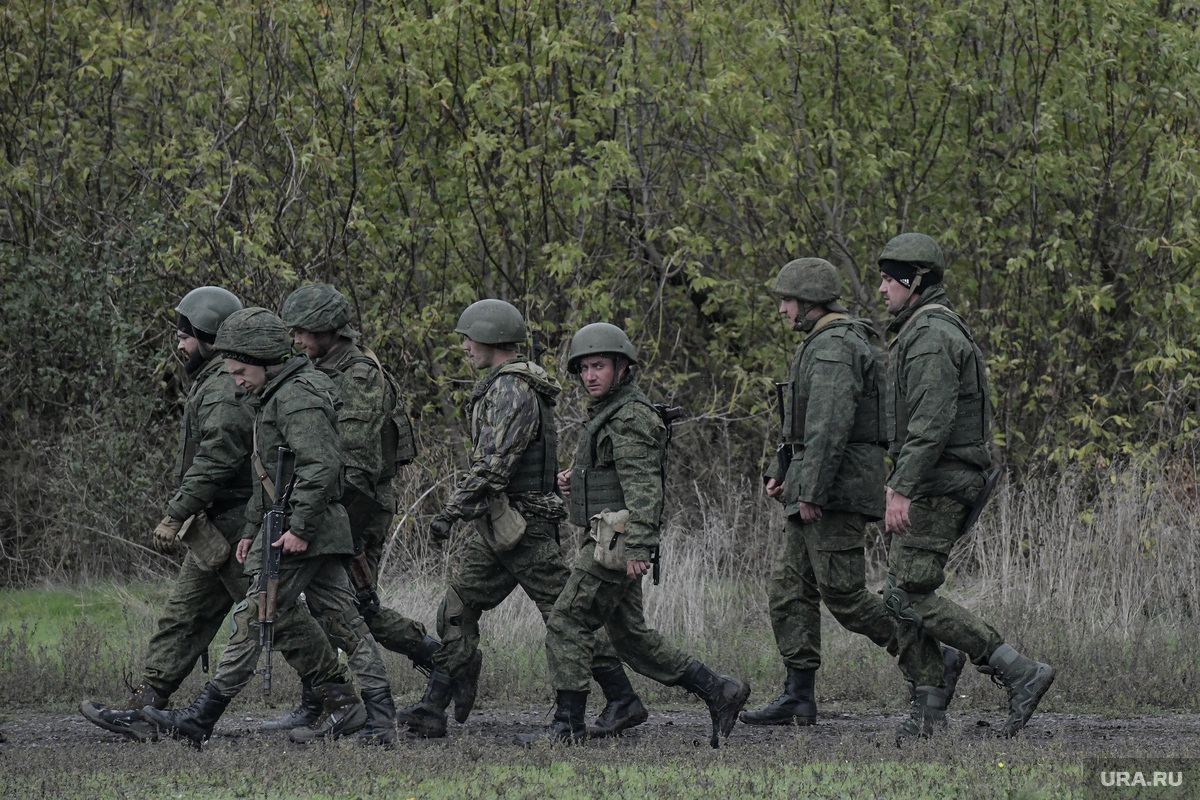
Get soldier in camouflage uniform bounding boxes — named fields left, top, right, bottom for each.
left=409, top=300, right=648, bottom=740
left=741, top=259, right=966, bottom=727
left=139, top=308, right=395, bottom=746
left=879, top=233, right=1055, bottom=739
left=523, top=323, right=750, bottom=746
left=264, top=284, right=479, bottom=737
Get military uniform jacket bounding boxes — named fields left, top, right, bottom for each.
left=242, top=355, right=352, bottom=568
left=166, top=355, right=253, bottom=526
left=886, top=286, right=993, bottom=500
left=570, top=381, right=666, bottom=563
left=765, top=313, right=886, bottom=520
left=444, top=358, right=563, bottom=522
left=314, top=340, right=394, bottom=508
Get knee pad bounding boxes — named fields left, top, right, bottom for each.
left=882, top=575, right=925, bottom=632
left=321, top=605, right=366, bottom=655
left=228, top=598, right=257, bottom=646
left=437, top=586, right=467, bottom=640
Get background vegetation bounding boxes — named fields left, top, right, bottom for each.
left=2, top=0, right=1199, bottom=595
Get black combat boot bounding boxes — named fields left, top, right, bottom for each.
left=588, top=665, right=648, bottom=738
left=986, top=644, right=1055, bottom=737
left=397, top=670, right=451, bottom=738
left=452, top=649, right=483, bottom=724
left=288, top=682, right=367, bottom=744
left=739, top=667, right=815, bottom=726
left=352, top=687, right=397, bottom=746
left=895, top=685, right=949, bottom=743
left=138, top=683, right=232, bottom=748
left=259, top=679, right=322, bottom=732
left=80, top=682, right=168, bottom=742
left=514, top=690, right=588, bottom=746
left=677, top=661, right=751, bottom=748
left=941, top=646, right=967, bottom=708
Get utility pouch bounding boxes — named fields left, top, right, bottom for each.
left=589, top=509, right=630, bottom=572
left=178, top=512, right=231, bottom=570
left=476, top=493, right=527, bottom=552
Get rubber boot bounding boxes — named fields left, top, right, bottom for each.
left=895, top=685, right=949, bottom=743
left=987, top=644, right=1055, bottom=737
left=80, top=682, right=168, bottom=742
left=588, top=665, right=649, bottom=738
left=452, top=649, right=483, bottom=724
left=138, top=683, right=232, bottom=748
left=677, top=661, right=751, bottom=749
left=352, top=687, right=396, bottom=746
left=397, top=670, right=451, bottom=738
left=739, top=667, right=815, bottom=726
left=514, top=690, right=588, bottom=746
left=259, top=679, right=322, bottom=732
left=288, top=682, right=367, bottom=743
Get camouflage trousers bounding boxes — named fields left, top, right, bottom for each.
left=353, top=506, right=429, bottom=658
left=885, top=494, right=1004, bottom=684
left=768, top=511, right=924, bottom=679
left=433, top=519, right=622, bottom=677
left=545, top=542, right=692, bottom=692
left=212, top=555, right=388, bottom=697
left=141, top=505, right=251, bottom=697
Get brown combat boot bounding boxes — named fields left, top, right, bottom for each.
left=80, top=682, right=168, bottom=742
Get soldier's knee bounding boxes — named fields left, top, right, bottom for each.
left=228, top=598, right=258, bottom=646
left=437, top=586, right=471, bottom=640
left=882, top=577, right=927, bottom=631
left=321, top=605, right=367, bottom=654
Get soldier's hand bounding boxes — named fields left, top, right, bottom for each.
left=151, top=515, right=183, bottom=553
left=236, top=538, right=253, bottom=563
left=429, top=515, right=453, bottom=542
left=765, top=478, right=784, bottom=500
left=274, top=530, right=309, bottom=555
left=626, top=560, right=651, bottom=580
left=797, top=501, right=823, bottom=523
left=885, top=488, right=912, bottom=535
left=556, top=468, right=572, bottom=497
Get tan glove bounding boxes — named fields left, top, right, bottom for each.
left=152, top=515, right=183, bottom=553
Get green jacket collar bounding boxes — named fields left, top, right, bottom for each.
left=887, top=286, right=952, bottom=339
left=259, top=355, right=309, bottom=403
left=587, top=377, right=643, bottom=417
left=315, top=339, right=362, bottom=373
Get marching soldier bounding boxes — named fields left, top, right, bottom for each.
left=878, top=233, right=1054, bottom=739
left=524, top=323, right=750, bottom=746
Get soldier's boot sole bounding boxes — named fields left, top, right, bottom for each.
left=1002, top=664, right=1055, bottom=738
left=79, top=702, right=160, bottom=742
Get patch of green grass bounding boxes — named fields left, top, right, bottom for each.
left=0, top=583, right=163, bottom=650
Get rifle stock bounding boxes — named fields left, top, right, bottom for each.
left=257, top=446, right=294, bottom=695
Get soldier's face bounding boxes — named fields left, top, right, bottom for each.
left=224, top=358, right=267, bottom=394
left=462, top=336, right=496, bottom=369
left=292, top=329, right=335, bottom=359
left=778, top=298, right=802, bottom=328
left=579, top=356, right=620, bottom=398
left=879, top=273, right=915, bottom=314
left=176, top=330, right=201, bottom=361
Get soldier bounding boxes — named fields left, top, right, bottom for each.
left=524, top=323, right=750, bottom=746
left=878, top=233, right=1055, bottom=739
left=266, top=284, right=480, bottom=737
left=139, top=308, right=396, bottom=746
left=409, top=300, right=647, bottom=740
left=740, top=259, right=956, bottom=726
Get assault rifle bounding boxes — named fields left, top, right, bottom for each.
left=348, top=544, right=382, bottom=620
left=772, top=381, right=792, bottom=478
left=651, top=403, right=686, bottom=586
left=258, top=446, right=295, bottom=695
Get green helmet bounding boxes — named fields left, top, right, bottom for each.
left=281, top=283, right=358, bottom=339
left=567, top=323, right=639, bottom=373
left=214, top=307, right=292, bottom=366
left=176, top=286, right=242, bottom=340
left=770, top=258, right=842, bottom=303
left=454, top=299, right=526, bottom=345
left=878, top=233, right=946, bottom=281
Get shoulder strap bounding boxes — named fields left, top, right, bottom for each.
left=252, top=423, right=277, bottom=502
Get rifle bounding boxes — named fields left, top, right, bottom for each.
left=348, top=544, right=382, bottom=619
left=772, top=381, right=792, bottom=478
left=257, top=446, right=295, bottom=695
left=650, top=403, right=686, bottom=586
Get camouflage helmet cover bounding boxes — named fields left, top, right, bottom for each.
left=878, top=233, right=946, bottom=281
left=215, top=307, right=292, bottom=366
left=175, top=286, right=243, bottom=338
left=567, top=322, right=639, bottom=373
left=280, top=283, right=359, bottom=340
left=455, top=299, right=527, bottom=345
left=770, top=258, right=843, bottom=304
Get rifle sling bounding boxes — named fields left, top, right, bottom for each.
left=252, top=424, right=277, bottom=503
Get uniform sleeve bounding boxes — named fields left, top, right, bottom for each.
left=337, top=362, right=386, bottom=498
left=887, top=328, right=960, bottom=498
left=609, top=405, right=665, bottom=561
left=794, top=339, right=859, bottom=507
left=280, top=402, right=344, bottom=541
left=166, top=394, right=253, bottom=521
left=443, top=376, right=541, bottom=521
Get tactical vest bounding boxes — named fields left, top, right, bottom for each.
left=470, top=367, right=557, bottom=496
left=888, top=306, right=990, bottom=449
left=567, top=388, right=660, bottom=527
left=784, top=320, right=885, bottom=448
left=343, top=351, right=418, bottom=479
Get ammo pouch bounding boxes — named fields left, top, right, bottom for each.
left=475, top=493, right=527, bottom=552
left=178, top=512, right=231, bottom=570
left=588, top=509, right=630, bottom=572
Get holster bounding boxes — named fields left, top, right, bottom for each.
left=588, top=509, right=630, bottom=572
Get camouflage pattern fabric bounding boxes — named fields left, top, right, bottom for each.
left=355, top=504, right=429, bottom=655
